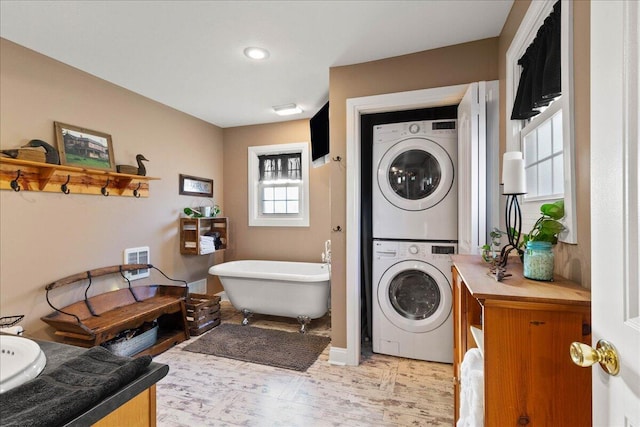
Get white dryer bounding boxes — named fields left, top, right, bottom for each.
left=372, top=240, right=455, bottom=363
left=373, top=120, right=458, bottom=240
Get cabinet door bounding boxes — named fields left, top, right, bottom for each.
left=484, top=303, right=590, bottom=426
left=92, top=386, right=155, bottom=426
left=484, top=305, right=530, bottom=425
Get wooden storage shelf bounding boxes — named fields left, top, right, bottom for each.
left=452, top=255, right=592, bottom=426
left=0, top=157, right=159, bottom=197
left=180, top=217, right=228, bottom=255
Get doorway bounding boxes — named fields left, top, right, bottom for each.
left=339, top=84, right=469, bottom=366
left=359, top=106, right=458, bottom=344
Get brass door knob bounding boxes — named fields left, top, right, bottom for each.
left=570, top=339, right=620, bottom=376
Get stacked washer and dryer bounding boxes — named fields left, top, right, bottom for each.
left=372, top=119, right=457, bottom=363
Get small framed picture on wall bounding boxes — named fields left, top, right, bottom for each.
left=179, top=174, right=213, bottom=197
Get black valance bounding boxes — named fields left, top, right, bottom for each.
left=258, top=153, right=301, bottom=181
left=511, top=1, right=561, bottom=120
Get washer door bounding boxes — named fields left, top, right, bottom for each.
left=377, top=260, right=452, bottom=333
left=377, top=137, right=454, bottom=211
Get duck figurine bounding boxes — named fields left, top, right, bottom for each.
left=1, top=139, right=60, bottom=164
left=116, top=154, right=148, bottom=176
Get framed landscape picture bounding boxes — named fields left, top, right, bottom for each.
left=54, top=122, right=116, bottom=171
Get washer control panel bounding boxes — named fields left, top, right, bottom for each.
left=374, top=240, right=457, bottom=261
left=373, top=119, right=458, bottom=145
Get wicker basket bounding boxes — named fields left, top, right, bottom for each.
left=103, top=324, right=158, bottom=357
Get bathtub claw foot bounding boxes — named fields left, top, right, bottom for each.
left=241, top=309, right=253, bottom=326
left=297, top=316, right=311, bottom=334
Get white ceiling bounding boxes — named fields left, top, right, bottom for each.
left=0, top=1, right=513, bottom=128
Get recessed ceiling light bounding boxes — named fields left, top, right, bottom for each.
left=244, top=47, right=269, bottom=60
left=273, top=103, right=303, bottom=116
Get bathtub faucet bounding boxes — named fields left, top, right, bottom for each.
left=321, top=240, right=331, bottom=265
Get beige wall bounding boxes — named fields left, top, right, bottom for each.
left=498, top=0, right=591, bottom=287
left=0, top=38, right=224, bottom=339
left=221, top=121, right=331, bottom=274
left=328, top=38, right=500, bottom=348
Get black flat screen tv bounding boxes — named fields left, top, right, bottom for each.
left=310, top=102, right=329, bottom=167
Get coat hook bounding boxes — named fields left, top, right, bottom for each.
left=61, top=175, right=71, bottom=194
left=101, top=178, right=110, bottom=196
left=332, top=225, right=342, bottom=232
left=10, top=170, right=21, bottom=192
left=133, top=182, right=141, bottom=198
left=332, top=156, right=342, bottom=162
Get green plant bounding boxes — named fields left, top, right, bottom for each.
left=481, top=228, right=506, bottom=263
left=521, top=200, right=565, bottom=247
left=183, top=207, right=203, bottom=218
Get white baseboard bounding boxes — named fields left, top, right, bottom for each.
left=329, top=346, right=348, bottom=366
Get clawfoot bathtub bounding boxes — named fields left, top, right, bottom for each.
left=208, top=260, right=330, bottom=333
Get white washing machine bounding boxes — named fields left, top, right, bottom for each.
left=373, top=119, right=458, bottom=240
left=372, top=239, right=455, bottom=363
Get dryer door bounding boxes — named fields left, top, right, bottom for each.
left=377, top=260, right=452, bottom=333
left=376, top=137, right=454, bottom=211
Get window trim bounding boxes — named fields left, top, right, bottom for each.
left=248, top=142, right=310, bottom=227
left=506, top=0, right=577, bottom=243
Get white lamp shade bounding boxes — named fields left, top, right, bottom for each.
left=502, top=151, right=526, bottom=194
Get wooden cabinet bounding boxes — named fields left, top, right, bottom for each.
left=452, top=255, right=592, bottom=426
left=0, top=157, right=159, bottom=197
left=179, top=217, right=228, bottom=255
left=92, top=385, right=156, bottom=427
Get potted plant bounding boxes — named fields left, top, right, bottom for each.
left=481, top=228, right=506, bottom=264
left=521, top=199, right=565, bottom=247
left=521, top=200, right=565, bottom=281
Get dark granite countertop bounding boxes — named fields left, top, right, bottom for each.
left=34, top=339, right=169, bottom=426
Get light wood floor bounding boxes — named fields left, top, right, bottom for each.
left=154, top=301, right=454, bottom=426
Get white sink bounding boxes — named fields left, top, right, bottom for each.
left=0, top=335, right=47, bottom=393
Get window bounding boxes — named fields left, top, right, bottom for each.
left=259, top=153, right=301, bottom=214
left=523, top=109, right=564, bottom=200
left=506, top=0, right=577, bottom=243
left=248, top=142, right=310, bottom=227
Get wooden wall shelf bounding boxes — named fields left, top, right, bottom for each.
left=0, top=157, right=159, bottom=197
left=180, top=217, right=228, bottom=255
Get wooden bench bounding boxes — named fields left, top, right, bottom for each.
left=41, top=264, right=190, bottom=357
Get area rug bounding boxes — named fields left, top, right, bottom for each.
left=182, top=323, right=330, bottom=372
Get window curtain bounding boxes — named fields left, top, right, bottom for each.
left=511, top=1, right=561, bottom=120
left=258, top=153, right=301, bottom=181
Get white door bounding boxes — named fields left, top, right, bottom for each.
left=591, top=1, right=640, bottom=426
left=457, top=82, right=486, bottom=254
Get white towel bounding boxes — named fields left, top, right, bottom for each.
left=457, top=348, right=484, bottom=427
left=2, top=326, right=23, bottom=335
